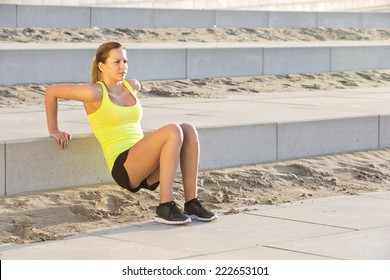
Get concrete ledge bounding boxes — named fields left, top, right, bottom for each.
left=127, top=48, right=187, bottom=80
left=263, top=46, right=331, bottom=75
left=277, top=116, right=379, bottom=160
left=0, top=4, right=16, bottom=28
left=1, top=0, right=390, bottom=12
left=5, top=136, right=112, bottom=195
left=0, top=47, right=93, bottom=85
left=154, top=8, right=216, bottom=28
left=379, top=115, right=390, bottom=148
left=215, top=10, right=269, bottom=28
left=363, top=12, right=390, bottom=28
left=2, top=42, right=390, bottom=85
left=2, top=115, right=389, bottom=195
left=17, top=5, right=91, bottom=28
left=318, top=12, right=364, bottom=28
left=0, top=142, right=4, bottom=196
left=91, top=7, right=155, bottom=28
left=332, top=46, right=390, bottom=72
left=186, top=47, right=263, bottom=79
left=268, top=11, right=318, bottom=28
left=1, top=5, right=390, bottom=28
left=198, top=123, right=277, bottom=170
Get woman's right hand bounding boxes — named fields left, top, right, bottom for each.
left=50, top=130, right=72, bottom=149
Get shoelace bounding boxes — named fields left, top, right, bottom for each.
left=168, top=201, right=183, bottom=213
left=193, top=199, right=204, bottom=208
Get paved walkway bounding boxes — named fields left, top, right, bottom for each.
left=0, top=191, right=389, bottom=260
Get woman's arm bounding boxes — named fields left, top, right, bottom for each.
left=45, top=83, right=101, bottom=149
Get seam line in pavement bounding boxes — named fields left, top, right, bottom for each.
left=244, top=212, right=359, bottom=231
left=262, top=245, right=342, bottom=260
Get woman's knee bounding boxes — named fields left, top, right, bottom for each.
left=180, top=123, right=199, bottom=142
left=164, top=123, right=184, bottom=145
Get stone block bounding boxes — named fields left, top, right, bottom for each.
left=277, top=117, right=379, bottom=161
left=0, top=4, right=16, bottom=27
left=198, top=123, right=277, bottom=170
left=0, top=47, right=93, bottom=85
left=155, top=8, right=215, bottom=28
left=269, top=11, right=318, bottom=28
left=91, top=7, right=155, bottom=28
left=17, top=5, right=91, bottom=28
left=215, top=10, right=268, bottom=28
left=379, top=115, right=390, bottom=148
left=187, top=47, right=263, bottom=79
left=331, top=45, right=390, bottom=72
left=363, top=13, right=390, bottom=28
left=127, top=48, right=187, bottom=80
left=263, top=47, right=331, bottom=75
left=5, top=136, right=113, bottom=195
left=0, top=142, right=4, bottom=196
left=318, top=12, right=364, bottom=28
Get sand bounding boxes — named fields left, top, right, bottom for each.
left=1, top=27, right=390, bottom=244
left=1, top=27, right=390, bottom=43
left=2, top=70, right=390, bottom=107
left=1, top=149, right=390, bottom=244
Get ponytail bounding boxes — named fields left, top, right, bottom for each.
left=91, top=42, right=125, bottom=83
left=91, top=58, right=100, bottom=83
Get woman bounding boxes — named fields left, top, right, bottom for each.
left=45, top=41, right=217, bottom=225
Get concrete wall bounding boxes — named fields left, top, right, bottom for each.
left=379, top=115, right=390, bottom=148
left=2, top=114, right=390, bottom=195
left=186, top=47, right=263, bottom=79
left=0, top=47, right=93, bottom=85
left=0, top=142, right=5, bottom=196
left=1, top=5, right=390, bottom=28
left=277, top=117, right=379, bottom=160
left=198, top=123, right=277, bottom=170
left=2, top=42, right=390, bottom=85
left=1, top=0, right=390, bottom=12
left=262, top=46, right=331, bottom=76
left=332, top=46, right=390, bottom=72
left=3, top=136, right=112, bottom=195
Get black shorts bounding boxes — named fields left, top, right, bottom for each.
left=111, top=148, right=159, bottom=193
left=111, top=148, right=139, bottom=192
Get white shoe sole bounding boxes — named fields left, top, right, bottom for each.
left=185, top=214, right=218, bottom=222
left=154, top=216, right=191, bottom=225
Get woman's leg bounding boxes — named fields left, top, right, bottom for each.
left=124, top=123, right=200, bottom=202
left=124, top=122, right=217, bottom=223
left=123, top=123, right=183, bottom=203
left=180, top=123, right=217, bottom=221
left=179, top=123, right=200, bottom=202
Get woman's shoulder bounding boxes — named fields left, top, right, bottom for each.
left=46, top=82, right=102, bottom=102
left=125, top=78, right=141, bottom=94
left=77, top=83, right=104, bottom=100
left=50, top=82, right=102, bottom=93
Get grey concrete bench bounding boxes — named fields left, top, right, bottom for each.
left=1, top=41, right=390, bottom=85
left=2, top=114, right=390, bottom=195
left=1, top=5, right=389, bottom=28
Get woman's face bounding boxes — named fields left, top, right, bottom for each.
left=99, top=47, right=128, bottom=82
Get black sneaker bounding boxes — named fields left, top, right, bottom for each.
left=184, top=198, right=218, bottom=222
left=154, top=201, right=191, bottom=225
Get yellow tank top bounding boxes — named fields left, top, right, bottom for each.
left=87, top=80, right=144, bottom=172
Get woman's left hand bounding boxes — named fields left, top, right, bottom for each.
left=50, top=130, right=72, bottom=150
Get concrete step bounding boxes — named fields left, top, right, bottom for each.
left=1, top=40, right=390, bottom=85
left=1, top=4, right=389, bottom=29
left=1, top=87, right=390, bottom=196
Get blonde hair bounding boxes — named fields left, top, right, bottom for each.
left=91, top=42, right=126, bottom=83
